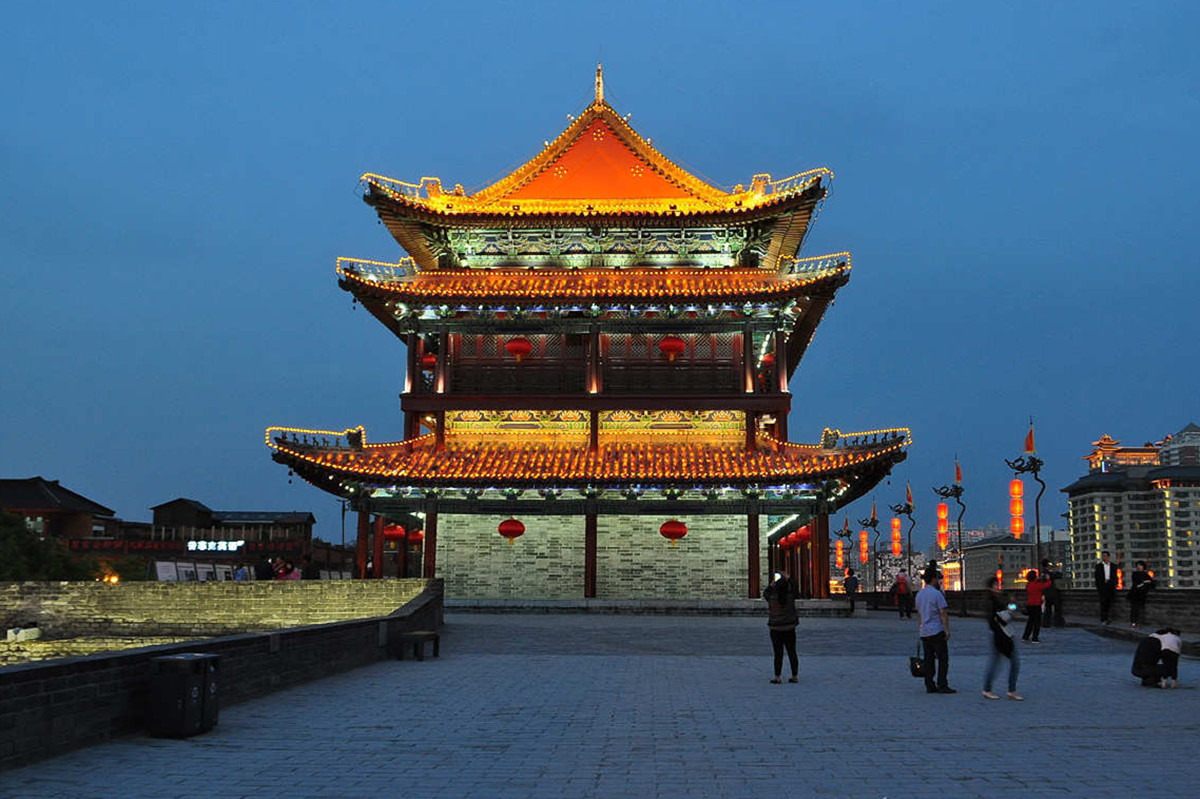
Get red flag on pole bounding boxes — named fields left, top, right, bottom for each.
left=870, top=500, right=877, bottom=522
left=1024, top=421, right=1036, bottom=454
left=905, top=482, right=913, bottom=506
left=955, top=458, right=962, bottom=483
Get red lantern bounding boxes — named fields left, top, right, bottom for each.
left=795, top=525, right=811, bottom=543
left=658, top=335, right=686, bottom=362
left=382, top=524, right=406, bottom=541
left=660, top=519, right=688, bottom=546
left=780, top=532, right=795, bottom=550
left=835, top=540, right=844, bottom=570
left=1116, top=567, right=1124, bottom=591
left=1009, top=479, right=1024, bottom=538
left=995, top=568, right=1003, bottom=588
left=420, top=352, right=437, bottom=370
left=858, top=530, right=869, bottom=563
left=505, top=337, right=533, bottom=362
left=937, top=503, right=949, bottom=550
left=891, top=517, right=902, bottom=557
left=407, top=528, right=424, bottom=544
left=762, top=352, right=775, bottom=367
left=498, top=517, right=525, bottom=545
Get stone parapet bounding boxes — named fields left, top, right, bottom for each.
left=0, top=579, right=430, bottom=638
left=0, top=580, right=443, bottom=771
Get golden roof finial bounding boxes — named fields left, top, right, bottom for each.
left=595, top=62, right=604, bottom=104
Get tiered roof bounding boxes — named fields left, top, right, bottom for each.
left=268, top=427, right=910, bottom=490
left=338, top=255, right=850, bottom=306
left=361, top=66, right=829, bottom=271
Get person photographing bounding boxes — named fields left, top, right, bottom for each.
left=763, top=570, right=800, bottom=684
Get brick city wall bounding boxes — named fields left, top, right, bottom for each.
left=0, top=579, right=430, bottom=638
left=437, top=514, right=766, bottom=600
left=0, top=580, right=443, bottom=771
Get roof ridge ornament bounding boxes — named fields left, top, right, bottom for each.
left=595, top=62, right=604, bottom=104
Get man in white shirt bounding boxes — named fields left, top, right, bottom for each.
left=915, top=567, right=954, bottom=694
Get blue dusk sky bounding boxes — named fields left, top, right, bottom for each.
left=2, top=2, right=1198, bottom=549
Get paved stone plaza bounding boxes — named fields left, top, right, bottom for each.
left=2, top=613, right=1196, bottom=798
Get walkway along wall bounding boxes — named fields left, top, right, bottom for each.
left=0, top=580, right=443, bottom=771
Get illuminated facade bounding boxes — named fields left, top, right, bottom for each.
left=1064, top=424, right=1200, bottom=589
left=268, top=68, right=910, bottom=599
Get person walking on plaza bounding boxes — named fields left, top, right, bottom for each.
left=763, top=570, right=800, bottom=684
left=1095, top=551, right=1118, bottom=624
left=895, top=569, right=914, bottom=619
left=1128, top=561, right=1155, bottom=629
left=1041, top=559, right=1064, bottom=628
left=982, top=575, right=1023, bottom=701
left=1022, top=569, right=1049, bottom=644
left=844, top=568, right=860, bottom=614
left=916, top=566, right=955, bottom=694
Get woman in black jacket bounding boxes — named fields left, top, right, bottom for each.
left=763, top=571, right=800, bottom=683
left=982, top=575, right=1023, bottom=700
left=1128, top=561, right=1155, bottom=629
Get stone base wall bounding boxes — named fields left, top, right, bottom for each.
left=0, top=579, right=430, bottom=638
left=437, top=514, right=765, bottom=600
left=0, top=581, right=443, bottom=771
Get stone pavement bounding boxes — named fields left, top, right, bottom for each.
left=2, top=612, right=1196, bottom=798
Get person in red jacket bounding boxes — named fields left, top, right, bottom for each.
left=1021, top=569, right=1050, bottom=643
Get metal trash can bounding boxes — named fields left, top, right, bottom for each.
left=146, top=653, right=220, bottom=738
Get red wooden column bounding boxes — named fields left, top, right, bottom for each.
left=741, top=322, right=755, bottom=394
left=814, top=514, right=830, bottom=599
left=423, top=510, right=439, bottom=579
left=372, top=516, right=385, bottom=579
left=434, top=410, right=446, bottom=453
left=355, top=511, right=370, bottom=579
left=744, top=411, right=757, bottom=453
left=584, top=512, right=598, bottom=598
left=774, top=329, right=788, bottom=393
left=746, top=513, right=761, bottom=599
left=589, top=410, right=599, bottom=452
left=397, top=533, right=407, bottom=579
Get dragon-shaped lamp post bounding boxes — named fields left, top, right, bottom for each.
left=857, top=506, right=881, bottom=592
left=1005, top=453, right=1045, bottom=571
left=933, top=482, right=966, bottom=614
left=889, top=499, right=916, bottom=580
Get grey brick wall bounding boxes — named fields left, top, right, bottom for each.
left=437, top=514, right=765, bottom=600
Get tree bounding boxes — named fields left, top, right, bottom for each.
left=0, top=511, right=98, bottom=581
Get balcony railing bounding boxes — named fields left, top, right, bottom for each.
left=777, top=251, right=851, bottom=275
left=336, top=256, right=417, bottom=282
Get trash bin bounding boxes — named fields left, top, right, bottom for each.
left=146, top=653, right=220, bottom=738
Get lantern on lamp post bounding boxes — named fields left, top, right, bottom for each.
left=934, top=462, right=968, bottom=613
left=1005, top=420, right=1045, bottom=570
left=857, top=501, right=880, bottom=591
left=890, top=517, right=902, bottom=557
left=889, top=487, right=916, bottom=579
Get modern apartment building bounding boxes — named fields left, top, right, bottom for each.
left=1062, top=424, right=1200, bottom=589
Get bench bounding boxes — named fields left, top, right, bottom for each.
left=396, top=630, right=440, bottom=661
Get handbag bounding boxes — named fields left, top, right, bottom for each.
left=909, top=641, right=927, bottom=678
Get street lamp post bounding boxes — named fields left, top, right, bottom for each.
left=933, top=482, right=966, bottom=614
left=889, top=500, right=916, bottom=579
left=856, top=508, right=880, bottom=592
left=1005, top=454, right=1045, bottom=570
